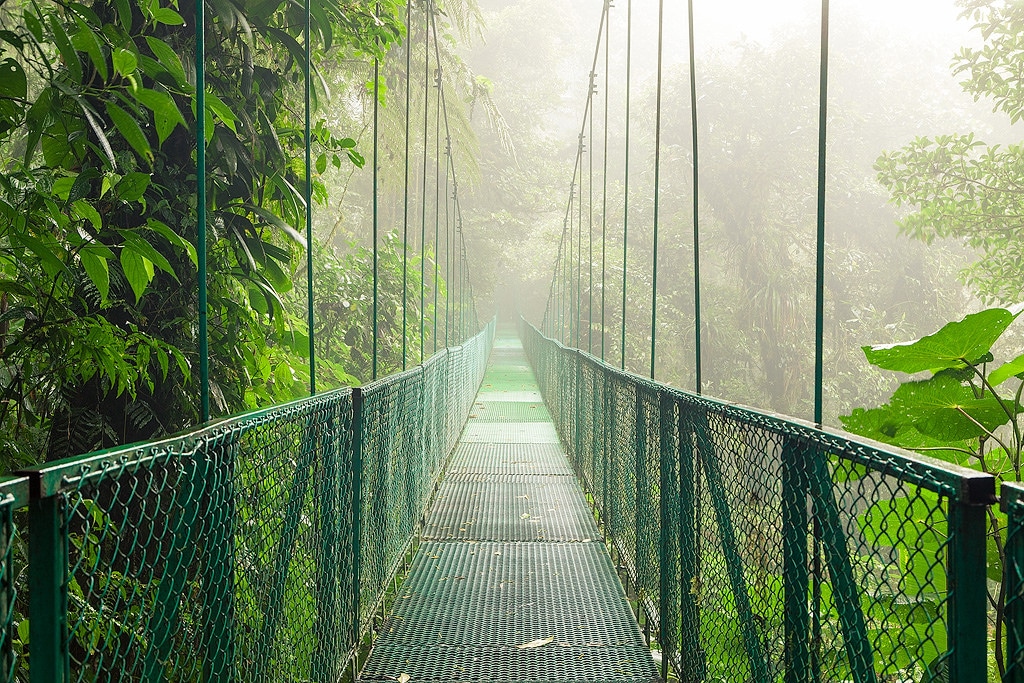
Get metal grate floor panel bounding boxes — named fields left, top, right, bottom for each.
left=477, top=390, right=544, bottom=403
left=361, top=646, right=659, bottom=682
left=378, top=542, right=640, bottom=644
left=462, top=422, right=560, bottom=443
left=448, top=443, right=573, bottom=475
left=424, top=474, right=599, bottom=541
left=360, top=328, right=657, bottom=683
left=469, top=401, right=550, bottom=422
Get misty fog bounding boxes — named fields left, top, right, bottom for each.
left=457, top=0, right=1021, bottom=423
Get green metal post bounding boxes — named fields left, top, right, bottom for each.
left=433, top=34, right=440, bottom=353
left=650, top=0, right=664, bottom=380
left=620, top=0, right=631, bottom=372
left=420, top=0, right=430, bottom=362
left=806, top=451, right=875, bottom=683
left=1004, top=489, right=1024, bottom=683
left=588, top=79, right=594, bottom=355
left=948, top=498, right=989, bottom=682
left=0, top=497, right=14, bottom=681
left=635, top=387, right=653, bottom=614
left=813, top=0, right=829, bottom=425
left=372, top=12, right=380, bottom=379
left=658, top=392, right=679, bottom=682
left=687, top=0, right=701, bottom=395
left=401, top=0, right=411, bottom=370
left=678, top=407, right=703, bottom=683
left=603, top=371, right=612, bottom=527
left=782, top=438, right=810, bottom=683
left=304, top=0, right=316, bottom=394
left=350, top=387, right=364, bottom=642
left=196, top=0, right=209, bottom=421
left=600, top=6, right=608, bottom=362
left=28, top=494, right=67, bottom=683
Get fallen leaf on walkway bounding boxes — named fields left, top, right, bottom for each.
left=397, top=674, right=411, bottom=683
left=516, top=636, right=554, bottom=649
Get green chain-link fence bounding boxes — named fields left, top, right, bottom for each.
left=0, top=478, right=28, bottom=683
left=522, top=318, right=996, bottom=683
left=0, top=321, right=491, bottom=683
left=1004, top=484, right=1024, bottom=683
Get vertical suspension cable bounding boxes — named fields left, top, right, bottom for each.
left=433, top=36, right=441, bottom=352
left=588, top=73, right=594, bottom=355
left=453, top=181, right=461, bottom=341
left=401, top=0, right=411, bottom=369
left=601, top=3, right=609, bottom=362
left=814, top=0, right=830, bottom=425
left=553, top=3, right=606, bottom=349
left=567, top=185, right=574, bottom=344
left=813, top=11, right=831, bottom=677
left=196, top=0, right=208, bottom=421
left=620, top=0, right=632, bottom=371
left=372, top=5, right=381, bottom=380
left=420, top=0, right=429, bottom=361
left=688, top=0, right=701, bottom=394
left=444, top=140, right=451, bottom=347
left=304, top=0, right=316, bottom=394
left=428, top=2, right=470, bottom=345
left=650, top=0, right=664, bottom=380
left=576, top=146, right=583, bottom=350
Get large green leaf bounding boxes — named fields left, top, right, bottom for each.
left=120, top=244, right=154, bottom=302
left=0, top=57, right=27, bottom=100
left=991, top=352, right=1024, bottom=387
left=863, top=306, right=1022, bottom=374
left=133, top=88, right=185, bottom=145
left=114, top=172, right=151, bottom=201
left=245, top=205, right=307, bottom=246
left=48, top=13, right=83, bottom=84
left=145, top=219, right=197, bottom=266
left=79, top=246, right=110, bottom=304
left=891, top=373, right=1011, bottom=441
left=144, top=37, right=188, bottom=88
left=70, top=17, right=107, bottom=80
left=112, top=48, right=137, bottom=77
left=839, top=405, right=904, bottom=441
left=105, top=102, right=153, bottom=164
left=119, top=231, right=176, bottom=280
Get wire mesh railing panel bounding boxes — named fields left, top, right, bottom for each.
left=520, top=317, right=995, bottom=683
left=0, top=479, right=27, bottom=682
left=1004, top=484, right=1024, bottom=683
left=21, top=391, right=355, bottom=683
left=10, top=321, right=492, bottom=682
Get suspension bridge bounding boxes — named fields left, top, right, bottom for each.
left=0, top=0, right=1020, bottom=681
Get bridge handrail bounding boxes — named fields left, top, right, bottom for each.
left=0, top=319, right=493, bottom=682
left=520, top=317, right=994, bottom=683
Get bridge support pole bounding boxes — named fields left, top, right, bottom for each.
left=658, top=392, right=680, bottom=681
left=28, top=493, right=67, bottom=683
left=678, top=406, right=703, bottom=683
left=949, top=495, right=989, bottom=683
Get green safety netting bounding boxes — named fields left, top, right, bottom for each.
left=0, top=321, right=491, bottom=682
left=522, top=318, right=995, bottom=683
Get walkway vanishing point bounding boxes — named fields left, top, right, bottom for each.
left=359, top=327, right=660, bottom=682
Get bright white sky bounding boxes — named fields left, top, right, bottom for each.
left=615, top=0, right=967, bottom=64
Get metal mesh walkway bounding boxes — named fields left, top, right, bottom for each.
left=360, top=329, right=659, bottom=683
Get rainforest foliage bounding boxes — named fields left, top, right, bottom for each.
left=0, top=0, right=486, bottom=471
